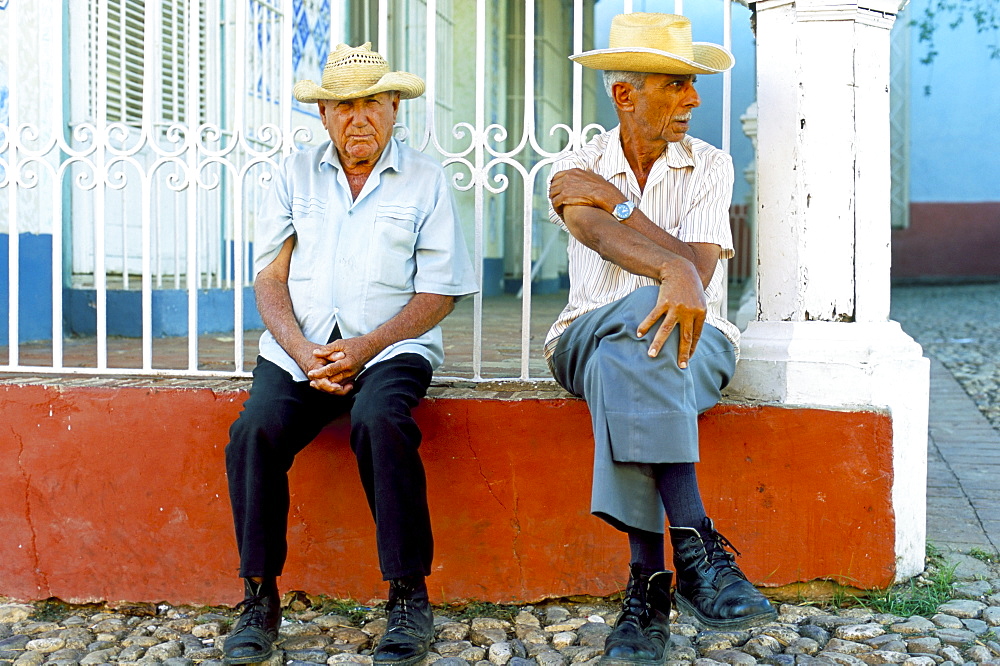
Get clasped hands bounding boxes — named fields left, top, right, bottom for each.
left=298, top=337, right=378, bottom=395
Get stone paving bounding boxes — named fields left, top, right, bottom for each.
left=3, top=583, right=1000, bottom=666
left=890, top=283, right=1000, bottom=577
left=3, top=283, right=1000, bottom=665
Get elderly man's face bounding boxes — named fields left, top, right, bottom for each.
left=628, top=73, right=700, bottom=144
left=319, top=92, right=400, bottom=168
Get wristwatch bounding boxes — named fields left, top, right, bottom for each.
left=612, top=200, right=636, bottom=222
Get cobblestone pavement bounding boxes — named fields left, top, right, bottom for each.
left=3, top=283, right=1000, bottom=666
left=4, top=580, right=1000, bottom=666
left=890, top=282, right=1000, bottom=432
left=891, top=282, right=1000, bottom=573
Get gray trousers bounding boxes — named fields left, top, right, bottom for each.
left=550, top=286, right=737, bottom=533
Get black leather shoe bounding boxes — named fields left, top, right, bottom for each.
left=223, top=578, right=281, bottom=665
left=373, top=576, right=434, bottom=666
left=669, top=519, right=777, bottom=629
left=600, top=564, right=672, bottom=666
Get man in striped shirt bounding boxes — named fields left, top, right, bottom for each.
left=545, top=13, right=775, bottom=663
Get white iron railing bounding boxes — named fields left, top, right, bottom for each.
left=0, top=0, right=735, bottom=381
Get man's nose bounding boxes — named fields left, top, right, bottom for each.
left=686, top=85, right=701, bottom=108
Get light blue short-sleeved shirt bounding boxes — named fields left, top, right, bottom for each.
left=254, top=138, right=478, bottom=382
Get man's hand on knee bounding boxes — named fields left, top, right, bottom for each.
left=637, top=270, right=707, bottom=368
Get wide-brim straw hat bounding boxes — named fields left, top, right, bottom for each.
left=293, top=42, right=425, bottom=103
left=571, top=13, right=734, bottom=75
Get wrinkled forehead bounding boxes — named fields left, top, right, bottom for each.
left=320, top=91, right=400, bottom=109
left=647, top=72, right=697, bottom=85
left=345, top=91, right=399, bottom=103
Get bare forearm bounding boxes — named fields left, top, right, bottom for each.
left=305, top=292, right=455, bottom=394
left=255, top=276, right=312, bottom=365
left=564, top=205, right=700, bottom=284
left=620, top=211, right=698, bottom=265
left=359, top=293, right=455, bottom=358
left=550, top=168, right=719, bottom=286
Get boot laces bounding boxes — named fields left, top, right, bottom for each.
left=386, top=581, right=422, bottom=634
left=234, top=585, right=273, bottom=630
left=620, top=566, right=652, bottom=624
left=387, top=598, right=418, bottom=631
left=703, top=528, right=745, bottom=578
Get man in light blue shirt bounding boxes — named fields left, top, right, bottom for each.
left=223, top=43, right=477, bottom=666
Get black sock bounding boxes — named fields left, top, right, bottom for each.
left=243, top=576, right=278, bottom=600
left=654, top=462, right=709, bottom=531
left=626, top=527, right=665, bottom=573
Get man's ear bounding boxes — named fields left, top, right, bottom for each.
left=611, top=82, right=634, bottom=112
left=317, top=101, right=328, bottom=128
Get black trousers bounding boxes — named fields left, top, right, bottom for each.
left=225, top=353, right=434, bottom=580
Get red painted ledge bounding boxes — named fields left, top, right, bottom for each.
left=0, top=381, right=894, bottom=606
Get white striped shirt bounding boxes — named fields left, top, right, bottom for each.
left=543, top=126, right=740, bottom=361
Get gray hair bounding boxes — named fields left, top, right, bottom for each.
left=602, top=70, right=648, bottom=98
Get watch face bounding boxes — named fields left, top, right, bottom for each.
left=614, top=202, right=634, bottom=220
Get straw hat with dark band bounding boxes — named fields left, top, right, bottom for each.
left=571, top=13, right=734, bottom=75
left=293, top=42, right=425, bottom=103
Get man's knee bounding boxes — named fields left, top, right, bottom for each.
left=351, top=356, right=429, bottom=436
left=352, top=393, right=418, bottom=441
left=226, top=402, right=292, bottom=466
left=620, top=285, right=661, bottom=327
left=226, top=413, right=262, bottom=467
left=596, top=286, right=681, bottom=354
left=350, top=384, right=425, bottom=466
left=589, top=285, right=665, bottom=345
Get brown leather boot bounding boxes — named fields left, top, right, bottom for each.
left=669, top=519, right=776, bottom=629
left=600, top=564, right=672, bottom=665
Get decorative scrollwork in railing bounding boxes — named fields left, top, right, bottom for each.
left=105, top=156, right=142, bottom=191
left=69, top=157, right=100, bottom=192
left=2, top=0, right=656, bottom=381
left=105, top=123, right=146, bottom=157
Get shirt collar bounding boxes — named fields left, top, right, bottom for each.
left=598, top=126, right=696, bottom=180
left=319, top=136, right=402, bottom=175
left=596, top=126, right=630, bottom=180
left=666, top=136, right=696, bottom=169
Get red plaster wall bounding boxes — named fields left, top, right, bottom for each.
left=0, top=383, right=894, bottom=607
left=892, top=202, right=1000, bottom=279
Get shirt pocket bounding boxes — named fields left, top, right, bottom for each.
left=371, top=205, right=419, bottom=289
left=288, top=216, right=326, bottom=283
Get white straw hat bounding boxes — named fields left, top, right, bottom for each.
left=293, top=42, right=426, bottom=103
left=571, top=13, right=734, bottom=75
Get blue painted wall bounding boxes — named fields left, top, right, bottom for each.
left=904, top=0, right=1000, bottom=203
left=0, top=233, right=54, bottom=345
left=1, top=233, right=264, bottom=344
left=64, top=286, right=263, bottom=338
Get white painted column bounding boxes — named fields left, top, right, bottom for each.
left=727, top=0, right=930, bottom=581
